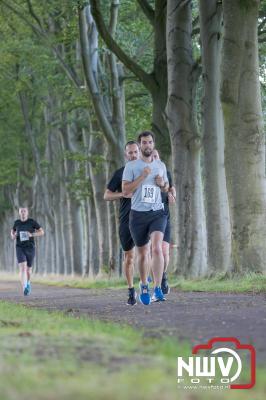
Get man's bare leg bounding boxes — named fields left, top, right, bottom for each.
left=136, top=243, right=150, bottom=285
left=19, top=262, right=27, bottom=290
left=150, top=231, right=164, bottom=287
left=124, top=248, right=134, bottom=288
left=27, top=267, right=32, bottom=283
left=124, top=248, right=137, bottom=305
left=162, top=241, right=170, bottom=272
left=161, top=241, right=170, bottom=295
left=136, top=243, right=151, bottom=305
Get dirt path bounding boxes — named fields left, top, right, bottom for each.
left=1, top=280, right=265, bottom=365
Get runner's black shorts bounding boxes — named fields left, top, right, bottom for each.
left=129, top=209, right=167, bottom=247
left=119, top=221, right=135, bottom=252
left=16, top=246, right=35, bottom=267
left=163, top=213, right=171, bottom=243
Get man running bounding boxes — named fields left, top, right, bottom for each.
left=11, top=207, right=44, bottom=295
left=152, top=149, right=176, bottom=295
left=104, top=141, right=140, bottom=305
left=122, top=131, right=169, bottom=305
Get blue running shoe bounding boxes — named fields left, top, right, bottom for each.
left=151, top=286, right=166, bottom=302
left=27, top=281, right=31, bottom=295
left=139, top=283, right=151, bottom=305
left=23, top=285, right=29, bottom=296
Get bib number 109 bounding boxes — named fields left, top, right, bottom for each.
left=141, top=185, right=156, bottom=203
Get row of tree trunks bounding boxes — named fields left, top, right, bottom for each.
left=1, top=1, right=265, bottom=277
left=0, top=91, right=119, bottom=276
left=1, top=1, right=126, bottom=276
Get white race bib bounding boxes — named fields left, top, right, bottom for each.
left=141, top=185, right=157, bottom=203
left=19, top=231, right=29, bottom=242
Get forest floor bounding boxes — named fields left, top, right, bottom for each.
left=1, top=279, right=265, bottom=365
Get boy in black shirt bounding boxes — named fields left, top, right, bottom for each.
left=104, top=141, right=140, bottom=305
left=11, top=207, right=44, bottom=295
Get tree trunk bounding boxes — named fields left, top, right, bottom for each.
left=199, top=0, right=231, bottom=274
left=90, top=0, right=171, bottom=159
left=78, top=4, right=124, bottom=164
left=59, top=112, right=85, bottom=275
left=166, top=0, right=207, bottom=277
left=151, top=0, right=170, bottom=158
left=88, top=196, right=100, bottom=276
left=88, top=133, right=109, bottom=274
left=221, top=0, right=266, bottom=273
left=18, top=91, right=55, bottom=229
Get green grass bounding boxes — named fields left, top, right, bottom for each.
left=34, top=275, right=128, bottom=289
left=30, top=272, right=266, bottom=293
left=0, top=301, right=265, bottom=400
left=171, top=273, right=266, bottom=293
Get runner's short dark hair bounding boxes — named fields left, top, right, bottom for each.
left=137, top=131, right=155, bottom=143
left=125, top=140, right=139, bottom=150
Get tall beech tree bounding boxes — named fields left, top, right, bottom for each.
left=199, top=0, right=231, bottom=273
left=165, top=0, right=207, bottom=276
left=221, top=0, right=266, bottom=273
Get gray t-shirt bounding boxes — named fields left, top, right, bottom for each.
left=122, top=159, right=168, bottom=211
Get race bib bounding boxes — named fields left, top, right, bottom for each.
left=141, top=185, right=156, bottom=203
left=19, top=231, right=29, bottom=242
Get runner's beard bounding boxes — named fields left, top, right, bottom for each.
left=142, top=148, right=153, bottom=157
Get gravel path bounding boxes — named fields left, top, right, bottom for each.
left=1, top=280, right=265, bottom=365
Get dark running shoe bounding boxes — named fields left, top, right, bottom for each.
left=161, top=272, right=170, bottom=295
left=127, top=287, right=137, bottom=306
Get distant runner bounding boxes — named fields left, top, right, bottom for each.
left=122, top=131, right=169, bottom=305
left=11, top=207, right=44, bottom=296
left=104, top=141, right=140, bottom=305
left=152, top=149, right=176, bottom=295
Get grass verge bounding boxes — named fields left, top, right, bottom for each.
left=0, top=301, right=265, bottom=400
left=27, top=272, right=266, bottom=293
left=171, top=273, right=266, bottom=293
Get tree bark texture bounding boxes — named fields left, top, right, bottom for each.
left=221, top=0, right=266, bottom=273
left=166, top=0, right=207, bottom=277
left=199, top=0, right=232, bottom=274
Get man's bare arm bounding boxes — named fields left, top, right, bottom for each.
left=161, top=183, right=169, bottom=192
left=168, top=186, right=176, bottom=203
left=169, top=186, right=176, bottom=198
left=103, top=189, right=123, bottom=201
left=155, top=175, right=169, bottom=192
left=29, top=228, right=44, bottom=237
left=103, top=189, right=132, bottom=201
left=122, top=167, right=151, bottom=195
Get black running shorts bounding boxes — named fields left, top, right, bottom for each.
left=129, top=209, right=167, bottom=247
left=16, top=246, right=35, bottom=267
left=163, top=213, right=171, bottom=243
left=119, top=222, right=135, bottom=252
